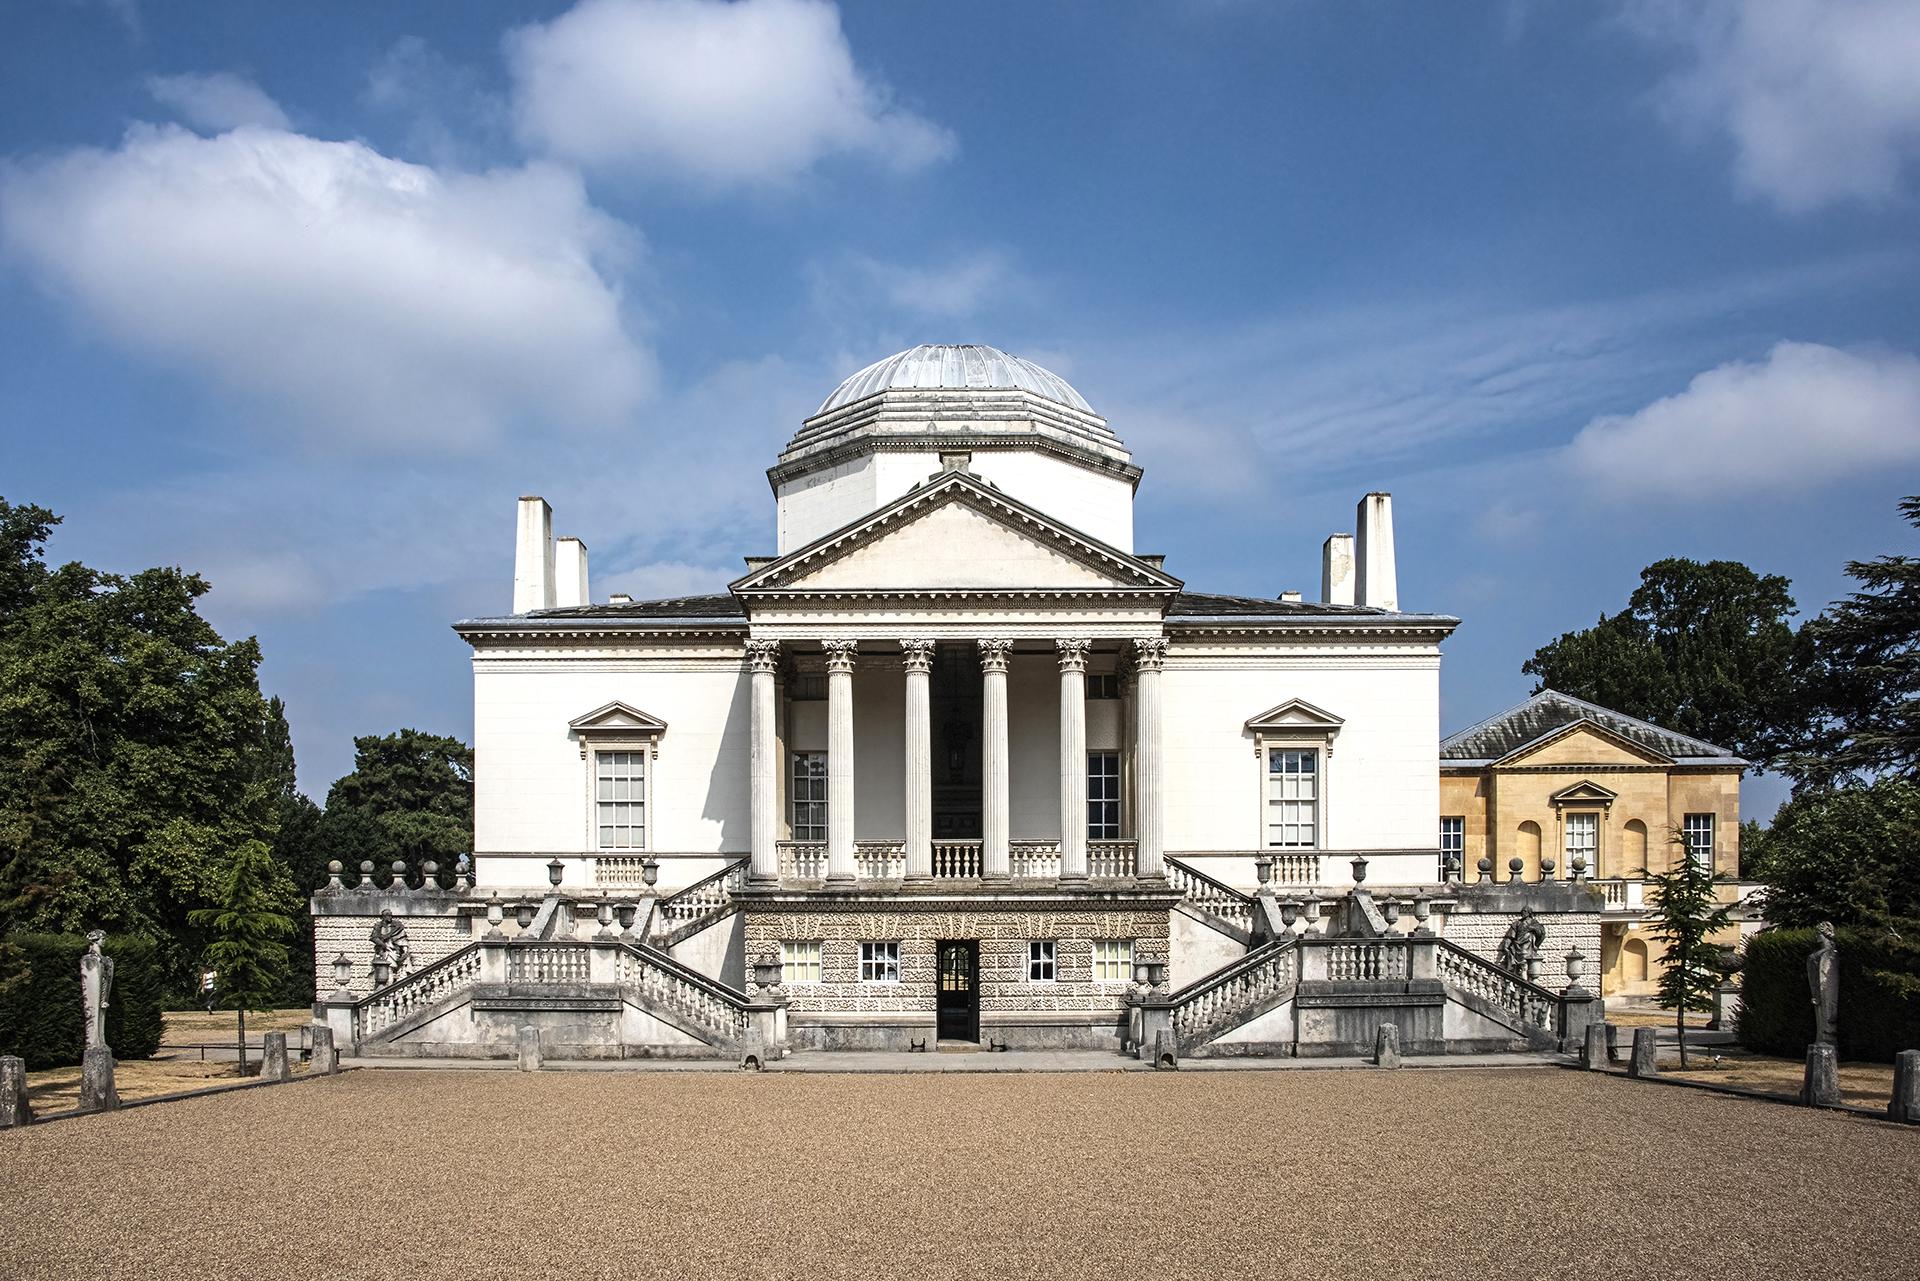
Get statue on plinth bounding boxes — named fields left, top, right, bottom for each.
left=1808, top=920, right=1839, bottom=1047
left=1497, top=911, right=1546, bottom=976
left=79, top=930, right=114, bottom=1052
left=370, top=909, right=412, bottom=975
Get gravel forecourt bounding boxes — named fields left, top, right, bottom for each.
left=2, top=1067, right=1914, bottom=1281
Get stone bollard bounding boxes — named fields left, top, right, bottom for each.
left=309, top=1025, right=339, bottom=1076
left=1154, top=1029, right=1178, bottom=1071
left=1801, top=1043, right=1841, bottom=1107
left=78, top=1045, right=120, bottom=1112
left=1582, top=1022, right=1608, bottom=1070
left=1607, top=1023, right=1628, bottom=1065
left=259, top=1032, right=290, bottom=1082
left=1628, top=1027, right=1658, bottom=1078
left=1, top=1055, right=32, bottom=1128
left=516, top=1024, right=542, bottom=1072
left=1372, top=1022, right=1401, bottom=1069
left=1888, top=1049, right=1919, bottom=1124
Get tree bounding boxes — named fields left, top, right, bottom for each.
left=187, top=840, right=295, bottom=1073
left=1641, top=833, right=1735, bottom=1069
left=1790, top=495, right=1920, bottom=789
left=1749, top=777, right=1920, bottom=935
left=315, top=729, right=473, bottom=886
left=1522, top=558, right=1806, bottom=765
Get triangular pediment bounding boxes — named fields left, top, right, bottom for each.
left=733, top=471, right=1181, bottom=596
left=1497, top=720, right=1673, bottom=768
left=1245, top=698, right=1345, bottom=734
left=1550, top=779, right=1620, bottom=806
left=568, top=701, right=668, bottom=734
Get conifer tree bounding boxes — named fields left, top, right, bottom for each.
left=188, top=840, right=295, bottom=1073
left=1641, top=833, right=1735, bottom=1069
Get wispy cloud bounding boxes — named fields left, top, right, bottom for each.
left=146, top=72, right=290, bottom=132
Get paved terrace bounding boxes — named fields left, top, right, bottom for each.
left=2, top=1068, right=1914, bottom=1281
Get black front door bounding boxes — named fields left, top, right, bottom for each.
left=936, top=940, right=978, bottom=1042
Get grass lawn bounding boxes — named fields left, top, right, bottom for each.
left=21, top=1009, right=317, bottom=1109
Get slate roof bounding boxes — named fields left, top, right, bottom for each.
left=1168, top=591, right=1388, bottom=618
left=1440, top=690, right=1744, bottom=766
left=527, top=594, right=745, bottom=620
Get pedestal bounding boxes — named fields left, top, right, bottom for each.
left=78, top=1045, right=119, bottom=1112
left=1801, top=1042, right=1840, bottom=1107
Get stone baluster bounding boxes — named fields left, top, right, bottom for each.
left=823, top=640, right=859, bottom=882
left=1056, top=639, right=1091, bottom=880
left=978, top=640, right=1013, bottom=879
left=747, top=639, right=781, bottom=881
left=1132, top=638, right=1168, bottom=877
left=902, top=639, right=936, bottom=880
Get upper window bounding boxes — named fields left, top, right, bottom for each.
left=1092, top=939, right=1133, bottom=983
left=1440, top=816, right=1464, bottom=876
left=789, top=673, right=826, bottom=701
left=1087, top=673, right=1121, bottom=700
left=1683, top=813, right=1715, bottom=873
left=1266, top=749, right=1319, bottom=849
left=859, top=941, right=900, bottom=983
left=1564, top=812, right=1597, bottom=869
left=781, top=939, right=822, bottom=984
left=1028, top=940, right=1057, bottom=982
left=791, top=752, right=827, bottom=842
left=595, top=751, right=647, bottom=849
left=1088, top=751, right=1121, bottom=839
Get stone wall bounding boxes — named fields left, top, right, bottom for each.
left=311, top=895, right=470, bottom=1000
left=1438, top=908, right=1602, bottom=997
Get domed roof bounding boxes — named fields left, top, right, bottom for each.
left=817, top=344, right=1094, bottom=416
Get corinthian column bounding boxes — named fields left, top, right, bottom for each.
left=823, top=639, right=858, bottom=882
left=978, top=639, right=1013, bottom=879
left=1057, top=639, right=1091, bottom=880
left=747, top=639, right=781, bottom=882
left=902, top=639, right=936, bottom=880
left=1132, top=637, right=1169, bottom=878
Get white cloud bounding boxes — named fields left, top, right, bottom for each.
left=600, top=560, right=743, bottom=600
left=1628, top=0, right=1920, bottom=211
left=504, top=0, right=954, bottom=188
left=824, top=249, right=1023, bottom=319
left=1568, top=341, right=1920, bottom=498
left=145, top=71, right=291, bottom=132
left=0, top=123, right=655, bottom=451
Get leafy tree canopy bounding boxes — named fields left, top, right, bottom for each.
left=1522, top=557, right=1805, bottom=765
left=316, top=729, right=473, bottom=887
left=1749, top=777, right=1920, bottom=935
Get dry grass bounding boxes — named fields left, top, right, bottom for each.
left=1662, top=1047, right=1895, bottom=1108
left=20, top=1010, right=316, bottom=1108
left=2, top=1068, right=1916, bottom=1281
left=160, top=1008, right=314, bottom=1040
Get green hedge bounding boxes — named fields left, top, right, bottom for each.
left=0, top=934, right=166, bottom=1069
left=1739, top=926, right=1920, bottom=1062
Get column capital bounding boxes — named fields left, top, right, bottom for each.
left=1055, top=639, right=1092, bottom=672
left=1132, top=637, right=1170, bottom=671
left=822, top=639, right=859, bottom=674
left=976, top=638, right=1014, bottom=674
left=745, top=639, right=781, bottom=674
left=900, top=638, right=937, bottom=674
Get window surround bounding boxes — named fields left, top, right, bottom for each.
left=791, top=751, right=828, bottom=843
left=1440, top=816, right=1465, bottom=877
left=1088, top=751, right=1121, bottom=840
left=1245, top=699, right=1343, bottom=849
left=570, top=702, right=668, bottom=852
left=859, top=941, right=901, bottom=983
left=1028, top=940, right=1057, bottom=983
left=1091, top=939, right=1133, bottom=984
left=781, top=939, right=822, bottom=985
left=1682, top=813, right=1716, bottom=874
left=1547, top=779, right=1616, bottom=876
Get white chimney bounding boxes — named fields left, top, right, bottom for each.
left=1279, top=590, right=1302, bottom=604
left=1354, top=493, right=1398, bottom=610
left=513, top=496, right=555, bottom=614
left=1321, top=533, right=1355, bottom=606
left=555, top=537, right=589, bottom=608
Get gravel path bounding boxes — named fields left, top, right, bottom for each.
left=2, top=1068, right=1914, bottom=1280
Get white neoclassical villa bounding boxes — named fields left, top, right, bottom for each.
left=313, top=345, right=1609, bottom=1061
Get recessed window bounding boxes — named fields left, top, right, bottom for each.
left=791, top=752, right=827, bottom=842
left=1088, top=673, right=1121, bottom=700
left=1440, top=815, right=1464, bottom=876
left=1564, top=812, right=1597, bottom=868
left=1028, top=940, right=1057, bottom=982
left=1092, top=939, right=1133, bottom=983
left=1683, top=813, right=1715, bottom=873
left=1265, top=749, right=1318, bottom=849
left=859, top=941, right=900, bottom=983
left=1088, top=751, right=1121, bottom=839
left=789, top=672, right=826, bottom=701
left=595, top=751, right=646, bottom=849
left=781, top=939, right=822, bottom=984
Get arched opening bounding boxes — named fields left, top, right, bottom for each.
left=1622, top=938, right=1649, bottom=986
left=1622, top=819, right=1649, bottom=878
left=1516, top=821, right=1542, bottom=882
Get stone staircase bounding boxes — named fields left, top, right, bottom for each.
left=652, top=858, right=747, bottom=948
left=1165, top=857, right=1256, bottom=945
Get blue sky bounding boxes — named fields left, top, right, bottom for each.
left=3, top=1, right=1918, bottom=819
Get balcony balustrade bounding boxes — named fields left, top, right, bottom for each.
left=774, top=838, right=1139, bottom=882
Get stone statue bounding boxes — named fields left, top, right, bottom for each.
left=370, top=909, right=412, bottom=975
left=1497, top=911, right=1546, bottom=975
left=79, top=929, right=114, bottom=1051
left=1808, top=920, right=1838, bottom=1047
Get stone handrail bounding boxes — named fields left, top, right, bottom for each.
left=854, top=841, right=905, bottom=879
left=506, top=942, right=590, bottom=984
left=354, top=942, right=485, bottom=1039
left=1323, top=938, right=1412, bottom=982
left=932, top=840, right=981, bottom=878
left=777, top=841, right=827, bottom=879
left=1088, top=841, right=1135, bottom=877
left=1434, top=939, right=1557, bottom=1032
left=1165, top=857, right=1255, bottom=932
left=610, top=941, right=752, bottom=1044
left=592, top=855, right=652, bottom=889
left=1009, top=839, right=1062, bottom=878
left=1166, top=937, right=1298, bottom=1048
left=656, top=857, right=746, bottom=935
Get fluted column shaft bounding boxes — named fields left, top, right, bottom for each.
left=747, top=640, right=780, bottom=881
left=902, top=639, right=936, bottom=880
left=1057, top=640, right=1091, bottom=880
left=824, top=640, right=858, bottom=882
left=979, top=639, right=1013, bottom=879
left=1133, top=638, right=1168, bottom=878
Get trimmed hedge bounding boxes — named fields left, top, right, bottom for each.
left=1739, top=926, right=1920, bottom=1062
left=0, top=933, right=166, bottom=1069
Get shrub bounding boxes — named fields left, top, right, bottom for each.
left=0, top=933, right=167, bottom=1069
left=1739, top=926, right=1920, bottom=1062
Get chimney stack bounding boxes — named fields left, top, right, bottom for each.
left=555, top=537, right=590, bottom=608
left=513, top=496, right=555, bottom=614
left=1354, top=493, right=1398, bottom=611
left=1321, top=533, right=1355, bottom=606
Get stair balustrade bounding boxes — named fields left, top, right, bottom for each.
left=1165, top=857, right=1256, bottom=933
left=610, top=943, right=753, bottom=1044
left=656, top=858, right=746, bottom=938
left=1433, top=940, right=1556, bottom=1032
left=1165, top=938, right=1299, bottom=1047
left=354, top=943, right=485, bottom=1040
